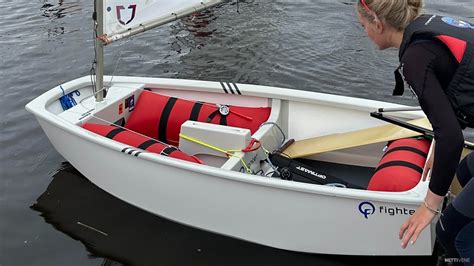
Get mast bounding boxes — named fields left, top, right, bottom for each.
left=92, top=0, right=226, bottom=97
left=94, top=0, right=104, bottom=102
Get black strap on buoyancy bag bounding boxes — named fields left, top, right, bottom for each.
left=161, top=146, right=178, bottom=156
left=189, top=101, right=204, bottom=121
left=269, top=153, right=364, bottom=189
left=206, top=104, right=229, bottom=126
left=158, top=97, right=178, bottom=143
left=105, top=127, right=126, bottom=139
left=138, top=139, right=159, bottom=150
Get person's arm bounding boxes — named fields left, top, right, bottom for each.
left=401, top=42, right=464, bottom=196
left=397, top=42, right=464, bottom=248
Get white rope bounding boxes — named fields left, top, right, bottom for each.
left=108, top=38, right=132, bottom=86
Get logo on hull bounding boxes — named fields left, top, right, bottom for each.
left=358, top=201, right=416, bottom=219
left=359, top=201, right=376, bottom=219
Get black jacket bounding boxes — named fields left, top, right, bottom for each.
left=395, top=14, right=474, bottom=128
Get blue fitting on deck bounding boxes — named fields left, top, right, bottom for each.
left=59, top=85, right=80, bottom=111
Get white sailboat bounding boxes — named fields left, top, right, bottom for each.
left=26, top=0, right=440, bottom=256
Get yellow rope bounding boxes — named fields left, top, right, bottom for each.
left=179, top=134, right=252, bottom=173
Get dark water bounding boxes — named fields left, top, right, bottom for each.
left=1, top=1, right=473, bottom=265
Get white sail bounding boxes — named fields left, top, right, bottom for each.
left=103, top=0, right=224, bottom=43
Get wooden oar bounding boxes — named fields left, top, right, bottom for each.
left=283, top=117, right=432, bottom=158
left=282, top=115, right=472, bottom=195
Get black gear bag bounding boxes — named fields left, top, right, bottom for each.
left=269, top=153, right=364, bottom=189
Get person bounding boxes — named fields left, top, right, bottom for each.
left=356, top=0, right=474, bottom=264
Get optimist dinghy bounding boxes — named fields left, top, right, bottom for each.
left=26, top=0, right=440, bottom=256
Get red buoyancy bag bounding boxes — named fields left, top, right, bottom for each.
left=124, top=90, right=271, bottom=146
left=82, top=123, right=203, bottom=164
left=367, top=138, right=431, bottom=192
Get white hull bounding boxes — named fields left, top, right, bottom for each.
left=27, top=76, right=436, bottom=256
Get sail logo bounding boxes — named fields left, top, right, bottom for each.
left=358, top=201, right=375, bottom=219
left=116, top=4, right=137, bottom=25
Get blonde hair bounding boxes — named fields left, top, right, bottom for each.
left=357, top=0, right=424, bottom=30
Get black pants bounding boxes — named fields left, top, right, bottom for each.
left=436, top=154, right=474, bottom=265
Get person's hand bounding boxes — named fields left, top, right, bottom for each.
left=422, top=140, right=435, bottom=181
left=399, top=203, right=436, bottom=249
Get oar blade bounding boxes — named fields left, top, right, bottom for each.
left=284, top=118, right=432, bottom=158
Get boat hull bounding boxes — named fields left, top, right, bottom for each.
left=28, top=76, right=436, bottom=256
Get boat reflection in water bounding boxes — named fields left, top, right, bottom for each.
left=31, top=163, right=438, bottom=266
